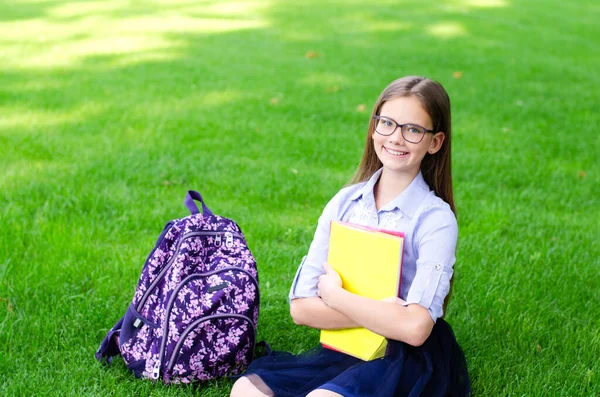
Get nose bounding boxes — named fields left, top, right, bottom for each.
left=387, top=126, right=405, bottom=145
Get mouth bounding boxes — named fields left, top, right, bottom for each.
left=383, top=147, right=408, bottom=157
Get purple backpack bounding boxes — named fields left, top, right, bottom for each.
left=96, top=191, right=259, bottom=383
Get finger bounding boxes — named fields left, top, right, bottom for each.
left=385, top=297, right=407, bottom=305
left=323, top=263, right=338, bottom=276
left=382, top=297, right=402, bottom=304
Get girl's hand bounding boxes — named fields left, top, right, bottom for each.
left=317, top=263, right=343, bottom=306
left=382, top=297, right=406, bottom=305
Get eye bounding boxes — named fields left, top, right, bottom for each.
left=378, top=117, right=394, bottom=128
left=406, top=125, right=423, bottom=135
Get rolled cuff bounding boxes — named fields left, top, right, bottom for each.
left=288, top=256, right=324, bottom=302
left=403, top=261, right=453, bottom=322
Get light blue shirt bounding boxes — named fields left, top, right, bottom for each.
left=289, top=168, right=457, bottom=322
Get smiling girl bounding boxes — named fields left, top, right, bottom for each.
left=231, top=76, right=470, bottom=397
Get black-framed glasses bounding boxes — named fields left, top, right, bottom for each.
left=373, top=115, right=435, bottom=144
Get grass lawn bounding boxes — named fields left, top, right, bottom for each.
left=1, top=0, right=599, bottom=395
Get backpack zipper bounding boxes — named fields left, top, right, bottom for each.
left=136, top=231, right=244, bottom=313
left=151, top=266, right=259, bottom=380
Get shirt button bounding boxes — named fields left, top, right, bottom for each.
left=372, top=213, right=377, bottom=218
left=435, top=264, right=442, bottom=271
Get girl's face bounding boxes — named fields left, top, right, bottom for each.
left=372, top=96, right=445, bottom=178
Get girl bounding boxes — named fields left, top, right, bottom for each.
left=231, top=76, right=470, bottom=397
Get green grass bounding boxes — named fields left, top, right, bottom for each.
left=1, top=0, right=599, bottom=395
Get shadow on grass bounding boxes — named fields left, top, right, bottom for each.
left=2, top=0, right=597, bottom=229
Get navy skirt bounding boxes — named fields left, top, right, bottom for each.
left=242, top=319, right=470, bottom=397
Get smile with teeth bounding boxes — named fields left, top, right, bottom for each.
left=384, top=147, right=408, bottom=156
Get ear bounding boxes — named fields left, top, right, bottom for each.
left=428, top=132, right=445, bottom=154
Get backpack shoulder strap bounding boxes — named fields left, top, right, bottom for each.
left=95, top=315, right=125, bottom=365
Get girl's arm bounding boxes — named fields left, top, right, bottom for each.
left=288, top=186, right=363, bottom=330
left=317, top=204, right=457, bottom=346
left=290, top=297, right=360, bottom=330
left=318, top=263, right=434, bottom=347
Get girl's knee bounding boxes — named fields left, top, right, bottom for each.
left=306, top=389, right=343, bottom=397
left=230, top=375, right=273, bottom=397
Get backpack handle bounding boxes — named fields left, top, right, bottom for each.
left=185, top=190, right=213, bottom=216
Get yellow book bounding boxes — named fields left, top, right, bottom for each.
left=320, top=221, right=404, bottom=361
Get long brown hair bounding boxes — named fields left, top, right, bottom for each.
left=351, top=76, right=456, bottom=314
left=351, top=76, right=455, bottom=213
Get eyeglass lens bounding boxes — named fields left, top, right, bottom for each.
left=375, top=117, right=425, bottom=142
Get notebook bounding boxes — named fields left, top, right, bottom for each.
left=319, top=220, right=404, bottom=361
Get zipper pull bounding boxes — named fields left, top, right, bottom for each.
left=215, top=234, right=222, bottom=247
left=225, top=232, right=234, bottom=248
left=151, top=360, right=161, bottom=380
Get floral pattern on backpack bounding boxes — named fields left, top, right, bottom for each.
left=96, top=191, right=260, bottom=384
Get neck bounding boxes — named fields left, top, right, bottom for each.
left=374, top=168, right=419, bottom=210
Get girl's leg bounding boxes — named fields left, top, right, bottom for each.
left=230, top=375, right=275, bottom=397
left=306, top=390, right=343, bottom=397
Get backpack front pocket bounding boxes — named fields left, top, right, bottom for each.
left=164, top=314, right=256, bottom=383
left=151, top=267, right=259, bottom=382
left=135, top=231, right=247, bottom=318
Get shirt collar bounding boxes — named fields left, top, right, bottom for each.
left=348, top=168, right=431, bottom=219
left=348, top=168, right=383, bottom=202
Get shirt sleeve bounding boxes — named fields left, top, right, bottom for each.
left=403, top=204, right=457, bottom=322
left=288, top=193, right=342, bottom=301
